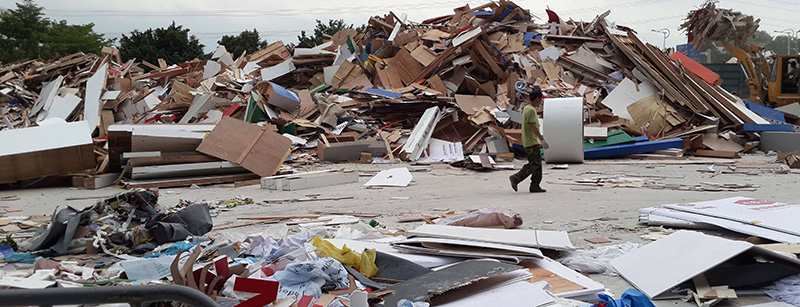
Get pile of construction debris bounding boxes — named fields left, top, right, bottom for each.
left=2, top=187, right=800, bottom=306
left=1, top=0, right=799, bottom=191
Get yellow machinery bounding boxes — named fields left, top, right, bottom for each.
left=719, top=36, right=800, bottom=107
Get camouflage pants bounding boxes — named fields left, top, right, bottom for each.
left=512, top=145, right=542, bottom=189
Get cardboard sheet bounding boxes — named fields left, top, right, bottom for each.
left=455, top=94, right=496, bottom=115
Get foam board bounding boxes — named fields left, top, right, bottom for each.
left=543, top=97, right=584, bottom=163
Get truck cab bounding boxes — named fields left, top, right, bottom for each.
left=769, top=55, right=800, bottom=107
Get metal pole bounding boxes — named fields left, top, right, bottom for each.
left=775, top=29, right=795, bottom=55
left=651, top=28, right=670, bottom=51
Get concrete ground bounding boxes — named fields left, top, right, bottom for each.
left=1, top=152, right=797, bottom=306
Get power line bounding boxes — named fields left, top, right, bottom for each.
left=43, top=0, right=482, bottom=18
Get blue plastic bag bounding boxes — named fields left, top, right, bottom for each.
left=598, top=288, right=655, bottom=307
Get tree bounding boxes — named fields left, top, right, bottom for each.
left=0, top=0, right=48, bottom=62
left=41, top=20, right=112, bottom=58
left=296, top=19, right=366, bottom=48
left=217, top=29, right=268, bottom=57
left=0, top=0, right=112, bottom=63
left=119, top=21, right=205, bottom=66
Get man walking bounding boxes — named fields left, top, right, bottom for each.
left=509, top=81, right=549, bottom=193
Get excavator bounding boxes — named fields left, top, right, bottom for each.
left=684, top=3, right=800, bottom=107
left=722, top=41, right=800, bottom=107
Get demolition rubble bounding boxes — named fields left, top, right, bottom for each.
left=1, top=0, right=800, bottom=306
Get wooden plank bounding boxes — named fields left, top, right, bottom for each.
left=240, top=214, right=321, bottom=220
left=693, top=150, right=741, bottom=159
left=125, top=173, right=259, bottom=189
left=127, top=154, right=220, bottom=167
left=379, top=131, right=396, bottom=163
left=131, top=161, right=247, bottom=180
left=427, top=75, right=448, bottom=94
left=83, top=173, right=119, bottom=189
left=213, top=219, right=278, bottom=230
left=600, top=24, right=699, bottom=114
left=472, top=40, right=508, bottom=79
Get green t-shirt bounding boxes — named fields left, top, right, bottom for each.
left=522, top=104, right=541, bottom=147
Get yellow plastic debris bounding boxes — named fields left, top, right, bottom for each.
left=310, top=237, right=378, bottom=278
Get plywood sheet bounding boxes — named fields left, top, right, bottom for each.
left=196, top=117, right=291, bottom=177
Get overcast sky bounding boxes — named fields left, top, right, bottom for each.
left=1, top=0, right=797, bottom=53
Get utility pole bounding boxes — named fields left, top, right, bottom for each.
left=651, top=28, right=670, bottom=51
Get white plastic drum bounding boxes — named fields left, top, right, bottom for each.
left=542, top=97, right=584, bottom=163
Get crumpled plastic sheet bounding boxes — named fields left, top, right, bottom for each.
left=398, top=299, right=431, bottom=307
left=246, top=230, right=310, bottom=257
left=558, top=242, right=640, bottom=275
left=143, top=241, right=197, bottom=258
left=268, top=257, right=350, bottom=299
left=4, top=252, right=40, bottom=264
left=763, top=273, right=800, bottom=306
left=310, top=237, right=378, bottom=278
left=437, top=208, right=523, bottom=229
left=333, top=222, right=385, bottom=240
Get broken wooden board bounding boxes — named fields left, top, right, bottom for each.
left=693, top=149, right=741, bottom=159
left=454, top=94, right=496, bottom=115
left=261, top=170, right=358, bottom=191
left=197, top=117, right=291, bottom=177
left=0, top=121, right=95, bottom=183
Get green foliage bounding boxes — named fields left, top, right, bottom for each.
left=217, top=29, right=268, bottom=58
left=0, top=0, right=111, bottom=63
left=42, top=20, right=112, bottom=58
left=119, top=21, right=205, bottom=66
left=296, top=19, right=366, bottom=48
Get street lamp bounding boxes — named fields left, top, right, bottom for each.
left=774, top=29, right=794, bottom=55
left=795, top=29, right=799, bottom=54
left=651, top=28, right=670, bottom=50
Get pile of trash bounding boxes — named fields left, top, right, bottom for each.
left=2, top=0, right=800, bottom=189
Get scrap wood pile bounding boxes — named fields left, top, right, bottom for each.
left=680, top=0, right=760, bottom=48
left=2, top=0, right=799, bottom=190
left=2, top=190, right=800, bottom=307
